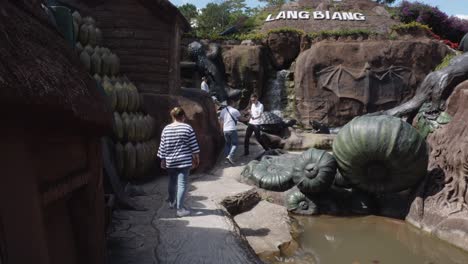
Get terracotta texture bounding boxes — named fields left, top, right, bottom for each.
left=294, top=38, right=451, bottom=126
left=406, top=80, right=468, bottom=251
left=142, top=89, right=224, bottom=173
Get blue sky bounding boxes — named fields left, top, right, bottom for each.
left=169, top=0, right=468, bottom=18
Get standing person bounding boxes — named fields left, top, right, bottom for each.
left=244, top=94, right=270, bottom=156
left=201, top=76, right=221, bottom=107
left=219, top=98, right=248, bottom=165
left=157, top=107, right=200, bottom=217
left=201, top=76, right=209, bottom=93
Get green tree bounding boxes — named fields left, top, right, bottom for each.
left=258, top=0, right=287, bottom=8
left=178, top=3, right=198, bottom=23
left=197, top=0, right=248, bottom=36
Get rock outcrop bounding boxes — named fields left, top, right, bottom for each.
left=261, top=0, right=398, bottom=34
left=294, top=38, right=451, bottom=126
left=142, top=89, right=223, bottom=173
left=266, top=31, right=301, bottom=69
left=222, top=45, right=267, bottom=108
left=407, top=80, right=468, bottom=251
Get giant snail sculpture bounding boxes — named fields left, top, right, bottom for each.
left=241, top=115, right=429, bottom=215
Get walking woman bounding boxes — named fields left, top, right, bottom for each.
left=157, top=107, right=200, bottom=217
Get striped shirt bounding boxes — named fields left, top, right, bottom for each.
left=157, top=123, right=200, bottom=168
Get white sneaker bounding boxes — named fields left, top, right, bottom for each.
left=226, top=156, right=235, bottom=165
left=168, top=201, right=176, bottom=209
left=176, top=208, right=191, bottom=217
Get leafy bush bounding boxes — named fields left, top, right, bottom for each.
left=267, top=27, right=305, bottom=36
left=398, top=1, right=468, bottom=43
left=435, top=54, right=456, bottom=71
left=195, top=32, right=231, bottom=41
left=391, top=21, right=431, bottom=32
left=308, top=29, right=377, bottom=39
left=391, top=22, right=460, bottom=49
left=235, top=32, right=266, bottom=41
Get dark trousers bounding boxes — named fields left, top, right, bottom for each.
left=244, top=124, right=269, bottom=153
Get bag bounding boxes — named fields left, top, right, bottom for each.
left=226, top=107, right=238, bottom=126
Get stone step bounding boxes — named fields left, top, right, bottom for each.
left=233, top=201, right=297, bottom=260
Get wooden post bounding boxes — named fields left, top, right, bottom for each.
left=169, top=18, right=182, bottom=95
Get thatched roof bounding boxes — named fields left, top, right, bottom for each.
left=0, top=1, right=112, bottom=133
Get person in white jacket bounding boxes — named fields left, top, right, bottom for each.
left=243, top=94, right=270, bottom=155
left=200, top=76, right=209, bottom=93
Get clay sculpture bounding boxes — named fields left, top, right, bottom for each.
left=242, top=115, right=429, bottom=216
left=333, top=115, right=428, bottom=193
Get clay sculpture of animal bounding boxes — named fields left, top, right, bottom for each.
left=291, top=148, right=337, bottom=194
left=332, top=115, right=429, bottom=193
left=242, top=115, right=429, bottom=216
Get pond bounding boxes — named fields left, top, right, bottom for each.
left=267, top=215, right=468, bottom=264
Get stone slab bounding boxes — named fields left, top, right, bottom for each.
left=234, top=201, right=296, bottom=259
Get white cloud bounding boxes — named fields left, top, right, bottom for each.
left=455, top=14, right=468, bottom=20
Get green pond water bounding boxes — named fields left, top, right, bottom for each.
left=269, top=215, right=468, bottom=264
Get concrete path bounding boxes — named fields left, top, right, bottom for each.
left=107, top=124, right=272, bottom=264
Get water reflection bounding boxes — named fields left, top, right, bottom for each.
left=268, top=215, right=468, bottom=264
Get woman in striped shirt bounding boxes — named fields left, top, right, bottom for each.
left=157, top=107, right=200, bottom=217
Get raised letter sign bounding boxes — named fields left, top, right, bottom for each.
left=276, top=11, right=286, bottom=20
left=313, top=11, right=325, bottom=20
left=265, top=14, right=275, bottom=22
left=332, top=12, right=343, bottom=20
left=354, top=13, right=366, bottom=21
left=299, top=11, right=310, bottom=19
left=342, top=12, right=354, bottom=21
left=287, top=11, right=298, bottom=19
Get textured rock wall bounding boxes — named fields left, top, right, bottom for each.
left=294, top=38, right=451, bottom=126
left=266, top=32, right=301, bottom=70
left=222, top=44, right=268, bottom=108
left=142, top=89, right=223, bottom=173
left=407, top=80, right=468, bottom=251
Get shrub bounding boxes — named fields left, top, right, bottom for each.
left=235, top=32, right=266, bottom=41
left=391, top=21, right=431, bottom=32
left=267, top=27, right=305, bottom=36
left=308, top=29, right=377, bottom=39
left=392, top=22, right=460, bottom=49
left=435, top=54, right=456, bottom=71
left=398, top=1, right=468, bottom=43
left=443, top=39, right=459, bottom=50
left=196, top=32, right=231, bottom=41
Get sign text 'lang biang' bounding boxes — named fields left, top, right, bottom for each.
left=265, top=10, right=367, bottom=22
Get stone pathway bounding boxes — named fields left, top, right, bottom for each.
left=107, top=124, right=282, bottom=264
